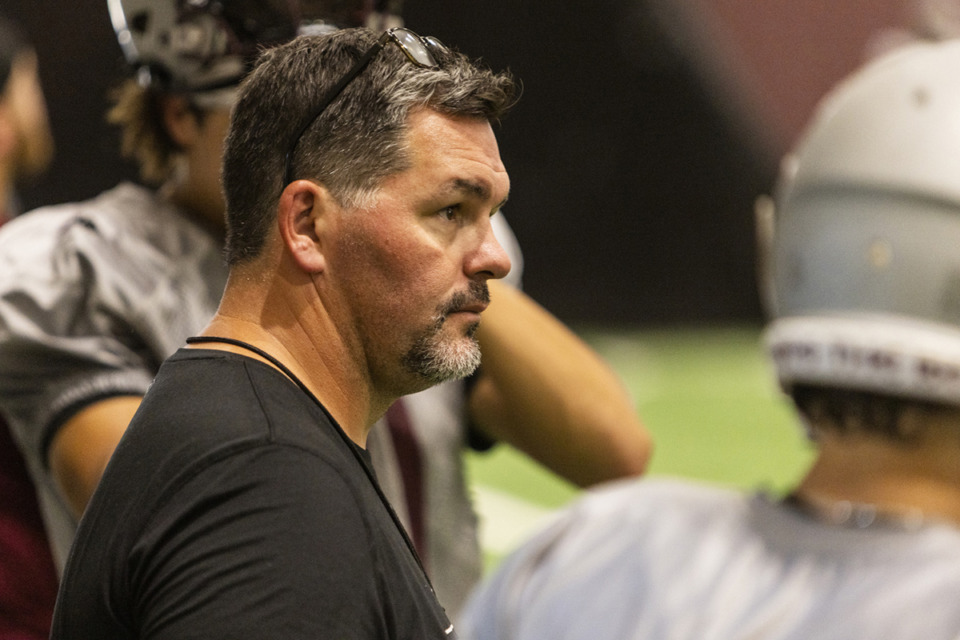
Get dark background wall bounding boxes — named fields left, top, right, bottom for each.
left=403, top=1, right=776, bottom=326
left=7, top=1, right=137, bottom=208
left=4, top=0, right=916, bottom=326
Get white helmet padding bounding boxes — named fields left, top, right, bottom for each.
left=765, top=39, right=960, bottom=405
left=767, top=316, right=960, bottom=404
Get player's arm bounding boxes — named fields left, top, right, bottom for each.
left=0, top=212, right=159, bottom=520
left=48, top=395, right=142, bottom=519
left=468, top=280, right=652, bottom=487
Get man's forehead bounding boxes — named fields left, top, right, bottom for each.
left=404, top=111, right=507, bottom=185
left=406, top=109, right=500, bottom=154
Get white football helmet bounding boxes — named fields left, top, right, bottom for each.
left=106, top=0, right=398, bottom=93
left=763, top=39, right=960, bottom=406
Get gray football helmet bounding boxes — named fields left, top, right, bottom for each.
left=107, top=0, right=399, bottom=92
left=763, top=39, right=960, bottom=406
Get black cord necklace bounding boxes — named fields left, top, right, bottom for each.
left=185, top=335, right=430, bottom=578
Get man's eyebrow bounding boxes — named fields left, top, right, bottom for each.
left=442, top=178, right=509, bottom=210
left=448, top=178, right=490, bottom=200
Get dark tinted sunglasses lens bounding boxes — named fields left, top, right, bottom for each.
left=391, top=28, right=437, bottom=67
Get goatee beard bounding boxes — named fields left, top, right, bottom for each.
left=401, top=281, right=490, bottom=383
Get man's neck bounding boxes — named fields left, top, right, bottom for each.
left=796, top=424, right=960, bottom=527
left=196, top=259, right=384, bottom=447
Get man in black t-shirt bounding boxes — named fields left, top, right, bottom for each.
left=52, top=26, right=517, bottom=639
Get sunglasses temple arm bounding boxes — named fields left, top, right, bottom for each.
left=284, top=38, right=389, bottom=185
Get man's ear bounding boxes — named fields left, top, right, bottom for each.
left=160, top=96, right=200, bottom=149
left=277, top=180, right=333, bottom=273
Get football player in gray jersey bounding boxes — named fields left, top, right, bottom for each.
left=462, top=38, right=960, bottom=640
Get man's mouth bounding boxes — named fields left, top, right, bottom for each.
left=440, top=281, right=490, bottom=319
left=450, top=301, right=488, bottom=315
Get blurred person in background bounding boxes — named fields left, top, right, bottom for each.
left=0, top=14, right=57, bottom=640
left=0, top=15, right=52, bottom=221
left=461, top=39, right=960, bottom=640
left=0, top=0, right=650, bottom=626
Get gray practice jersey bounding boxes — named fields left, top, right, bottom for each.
left=0, top=183, right=228, bottom=570
left=461, top=477, right=960, bottom=640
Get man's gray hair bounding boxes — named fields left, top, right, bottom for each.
left=222, top=27, right=517, bottom=265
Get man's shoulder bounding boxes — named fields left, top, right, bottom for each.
left=103, top=350, right=367, bottom=524
left=0, top=183, right=210, bottom=250
left=572, top=476, right=746, bottom=524
left=511, top=477, right=755, bottom=576
left=147, top=349, right=350, bottom=458
left=0, top=184, right=152, bottom=260
left=504, top=477, right=747, bottom=572
left=6, top=183, right=152, bottom=227
left=0, top=183, right=224, bottom=300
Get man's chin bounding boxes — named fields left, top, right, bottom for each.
left=402, top=333, right=482, bottom=385
left=443, top=311, right=482, bottom=337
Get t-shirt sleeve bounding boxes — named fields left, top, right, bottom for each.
left=126, top=445, right=390, bottom=639
left=0, top=211, right=160, bottom=465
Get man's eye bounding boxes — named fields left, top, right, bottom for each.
left=440, top=205, right=461, bottom=221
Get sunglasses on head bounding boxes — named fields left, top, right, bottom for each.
left=283, top=27, right=446, bottom=186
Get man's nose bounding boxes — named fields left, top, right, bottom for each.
left=467, top=219, right=512, bottom=281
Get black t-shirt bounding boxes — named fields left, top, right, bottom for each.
left=51, top=349, right=456, bottom=639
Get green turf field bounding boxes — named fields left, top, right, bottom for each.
left=466, top=324, right=816, bottom=569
